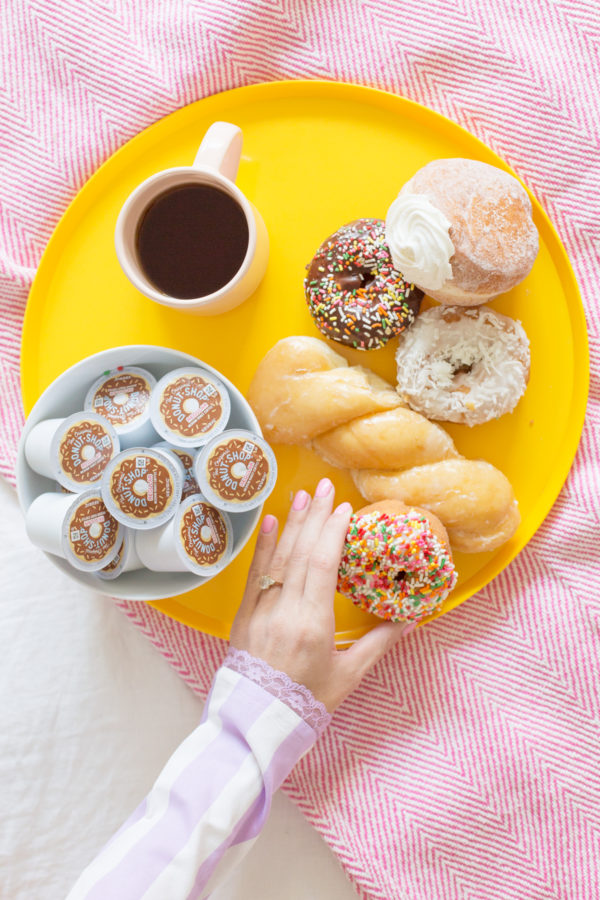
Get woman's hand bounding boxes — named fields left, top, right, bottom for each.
left=229, top=478, right=414, bottom=712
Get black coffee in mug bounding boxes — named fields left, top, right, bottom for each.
left=135, top=184, right=250, bottom=300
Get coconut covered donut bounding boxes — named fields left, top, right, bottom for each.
left=337, top=500, right=457, bottom=623
left=395, top=306, right=530, bottom=427
left=304, top=218, right=423, bottom=350
left=385, top=158, right=539, bottom=305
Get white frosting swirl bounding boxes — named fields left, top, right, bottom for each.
left=385, top=193, right=455, bottom=291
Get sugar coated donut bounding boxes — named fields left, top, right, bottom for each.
left=385, top=158, right=539, bottom=305
left=304, top=219, right=423, bottom=350
left=337, top=500, right=457, bottom=623
left=395, top=305, right=530, bottom=427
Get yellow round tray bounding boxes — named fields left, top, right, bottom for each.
left=22, top=80, right=589, bottom=642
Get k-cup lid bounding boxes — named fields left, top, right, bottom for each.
left=85, top=366, right=156, bottom=434
left=174, top=493, right=233, bottom=577
left=62, top=489, right=121, bottom=572
left=194, top=428, right=277, bottom=512
left=101, top=446, right=183, bottom=529
left=150, top=367, right=231, bottom=448
left=52, top=411, right=120, bottom=492
left=153, top=442, right=201, bottom=500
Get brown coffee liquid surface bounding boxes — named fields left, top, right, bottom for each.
left=136, top=184, right=249, bottom=300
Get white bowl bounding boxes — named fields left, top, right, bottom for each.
left=17, top=345, right=263, bottom=601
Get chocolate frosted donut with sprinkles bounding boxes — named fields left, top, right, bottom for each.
left=337, top=500, right=457, bottom=623
left=304, top=219, right=423, bottom=350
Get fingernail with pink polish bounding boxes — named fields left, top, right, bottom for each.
left=261, top=514, right=277, bottom=534
left=315, top=477, right=333, bottom=497
left=292, top=490, right=309, bottom=510
left=402, top=622, right=416, bottom=636
left=334, top=501, right=353, bottom=516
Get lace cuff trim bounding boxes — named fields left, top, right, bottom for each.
left=223, top=647, right=332, bottom=737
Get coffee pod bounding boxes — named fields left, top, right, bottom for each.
left=101, top=447, right=183, bottom=529
left=136, top=493, right=233, bottom=577
left=25, top=412, right=120, bottom=492
left=85, top=366, right=157, bottom=448
left=153, top=442, right=200, bottom=500
left=25, top=490, right=121, bottom=572
left=95, top=528, right=143, bottom=581
left=194, top=428, right=277, bottom=512
left=150, top=367, right=231, bottom=448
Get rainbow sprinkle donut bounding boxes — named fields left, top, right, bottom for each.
left=304, top=219, right=423, bottom=350
left=337, top=504, right=457, bottom=623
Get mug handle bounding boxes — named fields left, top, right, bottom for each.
left=193, top=121, right=243, bottom=182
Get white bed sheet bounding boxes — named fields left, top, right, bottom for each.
left=0, top=478, right=355, bottom=900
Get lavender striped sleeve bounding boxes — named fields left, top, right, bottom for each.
left=65, top=651, right=331, bottom=900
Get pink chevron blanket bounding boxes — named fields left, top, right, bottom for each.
left=2, top=2, right=599, bottom=898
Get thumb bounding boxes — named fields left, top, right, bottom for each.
left=342, top=620, right=416, bottom=681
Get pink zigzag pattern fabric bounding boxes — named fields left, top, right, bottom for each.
left=2, top=2, right=599, bottom=898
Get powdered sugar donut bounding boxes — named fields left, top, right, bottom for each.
left=385, top=158, right=539, bottom=305
left=395, top=306, right=530, bottom=427
left=337, top=500, right=457, bottom=623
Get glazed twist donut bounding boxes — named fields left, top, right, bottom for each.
left=247, top=336, right=520, bottom=553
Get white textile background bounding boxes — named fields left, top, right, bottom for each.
left=0, top=479, right=355, bottom=900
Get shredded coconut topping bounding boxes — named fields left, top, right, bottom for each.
left=395, top=306, right=530, bottom=426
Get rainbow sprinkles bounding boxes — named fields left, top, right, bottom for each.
left=304, top=218, right=422, bottom=350
left=337, top=509, right=458, bottom=622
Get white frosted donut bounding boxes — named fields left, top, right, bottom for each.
left=394, top=306, right=530, bottom=426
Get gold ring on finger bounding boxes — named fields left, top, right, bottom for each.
left=258, top=574, right=284, bottom=591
